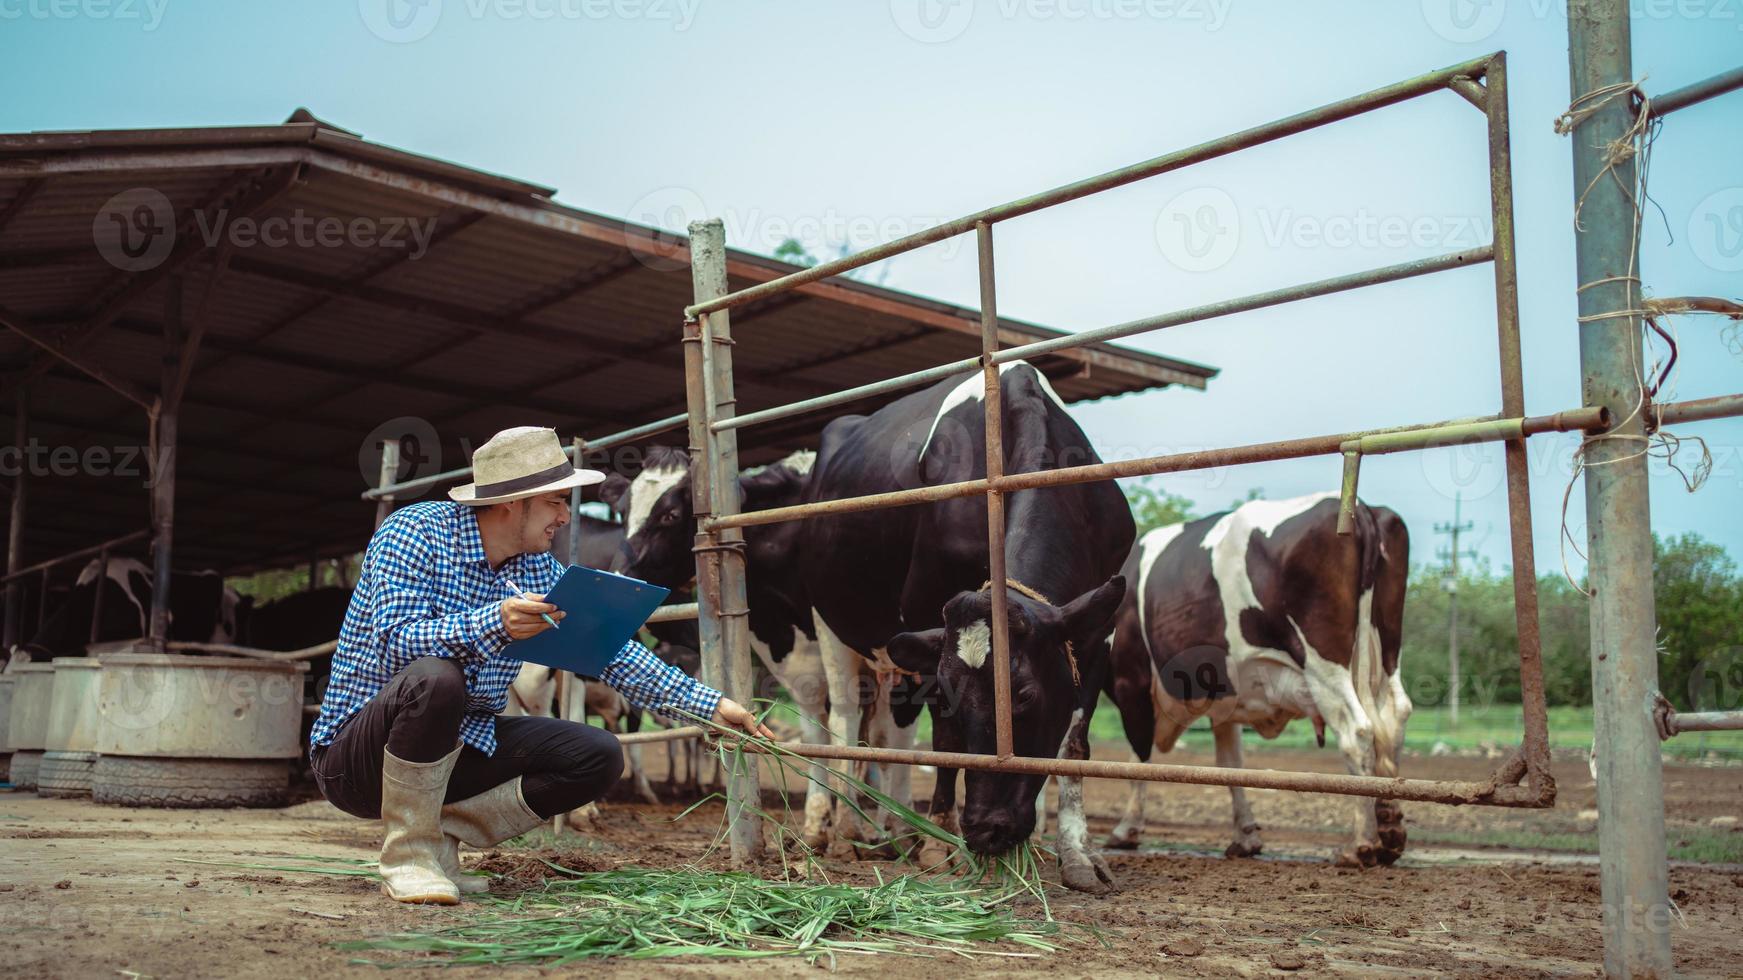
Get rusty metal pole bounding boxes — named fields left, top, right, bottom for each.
left=4, top=387, right=27, bottom=651
left=373, top=440, right=400, bottom=531
left=148, top=280, right=182, bottom=649
left=1480, top=54, right=1553, bottom=797
left=564, top=435, right=585, bottom=565
left=688, top=218, right=763, bottom=865
left=976, top=222, right=1014, bottom=759
left=88, top=546, right=109, bottom=646
left=1567, top=5, right=1673, bottom=975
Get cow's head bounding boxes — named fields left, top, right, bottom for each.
left=887, top=575, right=1125, bottom=855
left=600, top=446, right=695, bottom=588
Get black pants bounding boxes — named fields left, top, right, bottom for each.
left=311, top=657, right=623, bottom=820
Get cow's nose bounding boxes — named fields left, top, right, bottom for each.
left=964, top=811, right=1022, bottom=856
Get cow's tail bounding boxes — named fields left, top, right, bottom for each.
left=1349, top=505, right=1391, bottom=772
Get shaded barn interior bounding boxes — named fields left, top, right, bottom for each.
left=0, top=112, right=1216, bottom=582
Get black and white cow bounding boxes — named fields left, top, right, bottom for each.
left=1101, top=492, right=1411, bottom=867
left=604, top=448, right=911, bottom=855
left=812, top=362, right=1133, bottom=893
left=14, top=557, right=243, bottom=661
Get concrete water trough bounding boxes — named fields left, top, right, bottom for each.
left=92, top=654, right=308, bottom=808
left=5, top=664, right=54, bottom=791
left=38, top=658, right=104, bottom=798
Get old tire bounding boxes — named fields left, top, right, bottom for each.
left=92, top=756, right=289, bottom=808
left=10, top=750, right=42, bottom=790
left=37, top=750, right=97, bottom=798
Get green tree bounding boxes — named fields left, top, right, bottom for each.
left=1654, top=533, right=1743, bottom=711
left=1122, top=478, right=1196, bottom=537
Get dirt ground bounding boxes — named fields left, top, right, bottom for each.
left=4, top=743, right=1740, bottom=978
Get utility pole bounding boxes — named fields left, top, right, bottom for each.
left=1434, top=492, right=1478, bottom=727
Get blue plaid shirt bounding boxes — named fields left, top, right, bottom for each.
left=311, top=501, right=720, bottom=756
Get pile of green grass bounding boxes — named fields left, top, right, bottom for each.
left=344, top=864, right=1062, bottom=966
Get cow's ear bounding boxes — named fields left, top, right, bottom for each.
left=1058, top=575, right=1126, bottom=644
left=886, top=628, right=945, bottom=674
left=597, top=474, right=631, bottom=511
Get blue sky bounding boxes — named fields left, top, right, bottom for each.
left=2, top=0, right=1738, bottom=576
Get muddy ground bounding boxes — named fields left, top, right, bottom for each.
left=3, top=744, right=1739, bottom=978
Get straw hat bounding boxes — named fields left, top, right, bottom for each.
left=448, top=426, right=605, bottom=505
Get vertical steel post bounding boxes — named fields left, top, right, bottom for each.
left=1481, top=53, right=1552, bottom=795
left=307, top=550, right=321, bottom=591
left=1567, top=7, right=1673, bottom=976
left=688, top=218, right=763, bottom=864
left=4, top=387, right=28, bottom=651
left=88, top=546, right=109, bottom=646
left=148, top=280, right=182, bottom=649
left=373, top=440, right=401, bottom=531
left=976, top=222, right=1014, bottom=759
left=565, top=436, right=585, bottom=565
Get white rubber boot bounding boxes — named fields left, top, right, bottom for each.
left=378, top=745, right=462, bottom=905
left=438, top=776, right=545, bottom=895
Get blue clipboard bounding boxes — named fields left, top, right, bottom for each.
left=502, top=565, right=670, bottom=677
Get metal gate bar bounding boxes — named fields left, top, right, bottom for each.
left=675, top=50, right=1573, bottom=864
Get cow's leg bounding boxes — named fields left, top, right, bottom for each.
left=1056, top=708, right=1115, bottom=894
left=1213, top=721, right=1263, bottom=857
left=812, top=613, right=885, bottom=858
left=1306, top=667, right=1381, bottom=867
left=917, top=697, right=961, bottom=871
left=1105, top=659, right=1160, bottom=850
left=862, top=667, right=916, bottom=847
left=1029, top=779, right=1050, bottom=843
left=785, top=646, right=835, bottom=853
left=622, top=713, right=659, bottom=805
left=1370, top=669, right=1413, bottom=864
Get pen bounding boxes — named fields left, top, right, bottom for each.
left=503, top=577, right=560, bottom=630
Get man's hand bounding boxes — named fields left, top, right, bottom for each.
left=712, top=697, right=776, bottom=740
left=500, top=594, right=564, bottom=640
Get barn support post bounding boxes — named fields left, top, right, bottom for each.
left=373, top=440, right=401, bottom=531
left=975, top=222, right=1014, bottom=759
left=148, top=278, right=184, bottom=648
left=1480, top=53, right=1553, bottom=797
left=4, top=387, right=28, bottom=651
left=687, top=217, right=763, bottom=865
left=1567, top=4, right=1674, bottom=976
left=563, top=435, right=584, bottom=565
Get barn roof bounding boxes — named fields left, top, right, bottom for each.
left=0, top=112, right=1217, bottom=574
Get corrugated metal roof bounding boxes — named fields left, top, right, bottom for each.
left=0, top=114, right=1216, bottom=574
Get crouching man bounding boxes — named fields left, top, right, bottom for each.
left=310, top=426, right=769, bottom=905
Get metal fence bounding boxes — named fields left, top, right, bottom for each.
left=355, top=38, right=1743, bottom=975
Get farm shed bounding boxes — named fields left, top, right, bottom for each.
left=0, top=111, right=1216, bottom=601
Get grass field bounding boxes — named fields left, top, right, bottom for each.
left=1069, top=701, right=1743, bottom=761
